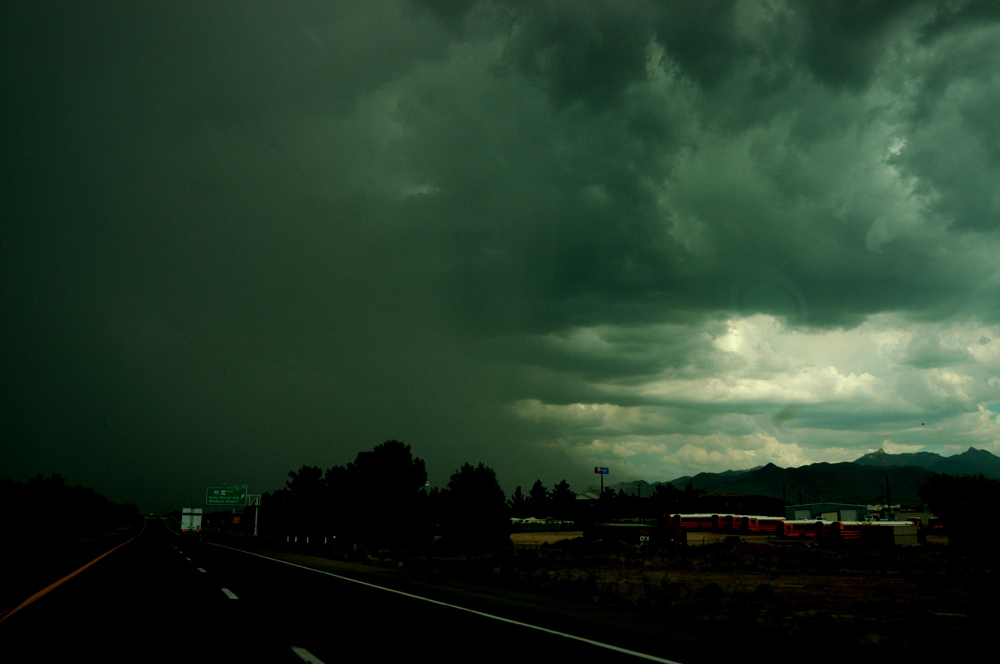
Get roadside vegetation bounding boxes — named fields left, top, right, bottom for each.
left=0, top=474, right=139, bottom=613
left=237, top=440, right=998, bottom=658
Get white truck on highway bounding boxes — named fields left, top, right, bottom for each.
left=181, top=507, right=203, bottom=535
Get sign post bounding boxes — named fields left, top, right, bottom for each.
left=594, top=466, right=609, bottom=494
left=248, top=494, right=261, bottom=536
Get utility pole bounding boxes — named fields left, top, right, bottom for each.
left=885, top=475, right=893, bottom=520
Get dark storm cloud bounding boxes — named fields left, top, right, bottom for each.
left=502, top=2, right=657, bottom=111
left=796, top=0, right=918, bottom=90
left=3, top=1, right=999, bottom=509
left=919, top=0, right=1000, bottom=42
left=391, top=0, right=996, bottom=330
left=893, top=49, right=1000, bottom=232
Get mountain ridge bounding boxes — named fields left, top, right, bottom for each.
left=603, top=447, right=1000, bottom=505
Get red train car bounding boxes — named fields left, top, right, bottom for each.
left=668, top=513, right=787, bottom=533
left=737, top=515, right=785, bottom=533
left=669, top=513, right=719, bottom=529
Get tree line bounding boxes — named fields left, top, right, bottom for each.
left=257, top=439, right=1000, bottom=555
left=257, top=440, right=793, bottom=554
left=260, top=440, right=599, bottom=553
left=1, top=473, right=139, bottom=544
left=260, top=440, right=510, bottom=553
left=918, top=472, right=1000, bottom=550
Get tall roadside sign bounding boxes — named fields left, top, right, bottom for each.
left=206, top=484, right=248, bottom=507
left=595, top=466, right=609, bottom=494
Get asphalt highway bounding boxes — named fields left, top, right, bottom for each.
left=2, top=520, right=684, bottom=663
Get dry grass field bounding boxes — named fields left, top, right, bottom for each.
left=497, top=530, right=992, bottom=657
left=252, top=529, right=993, bottom=661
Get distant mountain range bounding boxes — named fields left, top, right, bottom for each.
left=852, top=447, right=1000, bottom=476
left=605, top=447, right=1000, bottom=506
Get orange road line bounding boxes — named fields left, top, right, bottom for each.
left=0, top=518, right=148, bottom=623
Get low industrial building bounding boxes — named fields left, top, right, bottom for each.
left=785, top=503, right=869, bottom=522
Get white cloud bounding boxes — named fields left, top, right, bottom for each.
left=879, top=440, right=926, bottom=455
left=512, top=313, right=1000, bottom=479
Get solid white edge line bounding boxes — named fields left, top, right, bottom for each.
left=221, top=587, right=239, bottom=600
left=291, top=646, right=325, bottom=663
left=207, top=542, right=682, bottom=664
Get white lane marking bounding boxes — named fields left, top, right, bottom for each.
left=221, top=587, right=239, bottom=600
left=197, top=567, right=207, bottom=573
left=207, top=543, right=681, bottom=663
left=291, top=646, right=325, bottom=663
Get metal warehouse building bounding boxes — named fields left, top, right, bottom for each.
left=785, top=503, right=870, bottom=522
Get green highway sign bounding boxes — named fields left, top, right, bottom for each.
left=206, top=485, right=247, bottom=506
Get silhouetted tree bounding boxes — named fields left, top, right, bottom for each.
left=280, top=464, right=328, bottom=540
left=616, top=488, right=644, bottom=518
left=597, top=486, right=617, bottom=520
left=328, top=440, right=429, bottom=551
left=259, top=487, right=292, bottom=537
left=682, top=483, right=704, bottom=512
left=919, top=473, right=1000, bottom=549
left=287, top=465, right=324, bottom=494
left=651, top=482, right=681, bottom=517
left=551, top=479, right=576, bottom=521
left=528, top=479, right=550, bottom=516
left=439, top=462, right=510, bottom=552
left=508, top=485, right=529, bottom=518
left=262, top=441, right=431, bottom=551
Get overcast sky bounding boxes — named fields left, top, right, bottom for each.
left=3, top=1, right=999, bottom=513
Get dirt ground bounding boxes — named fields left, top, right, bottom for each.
left=501, top=529, right=992, bottom=657
left=238, top=529, right=992, bottom=660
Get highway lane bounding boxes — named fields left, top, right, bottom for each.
left=3, top=521, right=685, bottom=663
left=2, top=519, right=308, bottom=661
left=181, top=538, right=686, bottom=662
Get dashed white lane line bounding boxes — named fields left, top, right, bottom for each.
left=221, top=587, right=239, bottom=600
left=208, top=542, right=682, bottom=664
left=197, top=567, right=207, bottom=573
left=291, top=646, right=325, bottom=663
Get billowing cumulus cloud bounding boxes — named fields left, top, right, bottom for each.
left=509, top=314, right=1000, bottom=479
left=2, top=1, right=999, bottom=511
